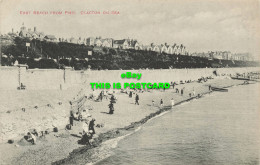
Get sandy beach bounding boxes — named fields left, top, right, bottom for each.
left=0, top=73, right=256, bottom=165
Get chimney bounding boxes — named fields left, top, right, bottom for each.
left=34, top=27, right=37, bottom=32
left=12, top=28, right=14, bottom=33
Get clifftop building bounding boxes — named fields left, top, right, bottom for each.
left=19, top=23, right=45, bottom=40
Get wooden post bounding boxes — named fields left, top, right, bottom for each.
left=63, top=68, right=66, bottom=83
left=18, top=65, right=21, bottom=87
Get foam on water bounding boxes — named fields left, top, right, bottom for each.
left=146, top=111, right=170, bottom=123
left=91, top=125, right=143, bottom=165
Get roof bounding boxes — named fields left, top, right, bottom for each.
left=113, top=39, right=127, bottom=45
left=151, top=45, right=160, bottom=48
left=19, top=30, right=30, bottom=37
left=94, top=39, right=102, bottom=44
left=101, top=39, right=111, bottom=45
left=129, top=40, right=138, bottom=47
left=45, top=35, right=57, bottom=39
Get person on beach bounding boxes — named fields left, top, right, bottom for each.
left=135, top=94, right=139, bottom=105
left=89, top=118, right=96, bottom=134
left=152, top=100, right=155, bottom=106
left=176, top=88, right=179, bottom=93
left=82, top=120, right=89, bottom=134
left=160, top=99, right=164, bottom=107
left=129, top=91, right=132, bottom=98
left=81, top=110, right=89, bottom=121
left=209, top=85, right=211, bottom=91
left=171, top=98, right=175, bottom=107
left=27, top=132, right=36, bottom=145
left=102, top=91, right=106, bottom=100
left=69, top=111, right=74, bottom=126
left=99, top=92, right=103, bottom=101
left=80, top=130, right=93, bottom=146
left=31, top=129, right=38, bottom=137
left=192, top=87, right=195, bottom=96
left=181, top=88, right=184, bottom=96
left=108, top=95, right=116, bottom=114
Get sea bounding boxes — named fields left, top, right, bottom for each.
left=94, top=83, right=260, bottom=165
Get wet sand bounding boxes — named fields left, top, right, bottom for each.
left=0, top=76, right=252, bottom=165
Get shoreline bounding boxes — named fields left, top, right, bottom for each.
left=52, top=79, right=254, bottom=165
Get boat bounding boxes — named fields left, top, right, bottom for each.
left=231, top=77, right=258, bottom=81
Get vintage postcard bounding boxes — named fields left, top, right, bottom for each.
left=0, top=0, right=259, bottom=164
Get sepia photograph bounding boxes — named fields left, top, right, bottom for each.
left=0, top=0, right=260, bottom=164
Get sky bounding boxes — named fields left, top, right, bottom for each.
left=1, top=0, right=260, bottom=60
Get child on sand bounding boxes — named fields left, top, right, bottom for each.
left=135, top=94, right=139, bottom=105
left=129, top=91, right=132, bottom=98
left=171, top=98, right=175, bottom=107
left=181, top=87, right=185, bottom=96
left=160, top=99, right=163, bottom=107
left=89, top=118, right=96, bottom=134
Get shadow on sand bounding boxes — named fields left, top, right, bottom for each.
left=100, top=112, right=111, bottom=114
left=70, top=134, right=81, bottom=138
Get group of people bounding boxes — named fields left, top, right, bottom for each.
left=126, top=90, right=140, bottom=105
left=158, top=98, right=175, bottom=107
left=80, top=115, right=96, bottom=145
left=175, top=87, right=185, bottom=96
left=26, top=130, right=37, bottom=145
left=97, top=91, right=109, bottom=102
left=25, top=128, right=50, bottom=145
left=198, top=76, right=212, bottom=83
left=71, top=110, right=96, bottom=145
left=69, top=109, right=96, bottom=145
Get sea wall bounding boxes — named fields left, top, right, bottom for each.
left=0, top=67, right=86, bottom=90
left=82, top=67, right=259, bottom=91
left=0, top=67, right=259, bottom=90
